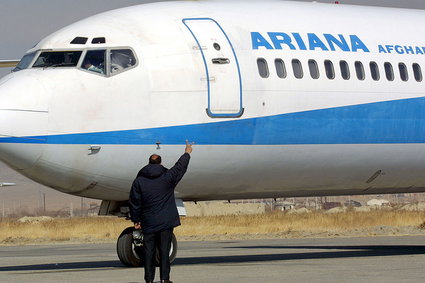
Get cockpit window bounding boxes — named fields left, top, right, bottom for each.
left=110, top=49, right=136, bottom=75
left=81, top=50, right=106, bottom=74
left=14, top=48, right=137, bottom=75
left=33, top=51, right=82, bottom=68
left=13, top=52, right=36, bottom=72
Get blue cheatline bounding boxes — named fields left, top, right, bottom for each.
left=2, top=96, right=425, bottom=145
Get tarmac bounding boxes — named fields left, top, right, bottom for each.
left=1, top=236, right=425, bottom=282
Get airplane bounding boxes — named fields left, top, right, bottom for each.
left=0, top=182, right=16, bottom=187
left=0, top=60, right=20, bottom=68
left=1, top=0, right=425, bottom=266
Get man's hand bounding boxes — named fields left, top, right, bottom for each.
left=185, top=140, right=194, bottom=154
left=134, top=222, right=141, bottom=230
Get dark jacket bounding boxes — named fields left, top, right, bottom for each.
left=129, top=153, right=190, bottom=234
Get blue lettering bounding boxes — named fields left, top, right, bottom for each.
left=404, top=46, right=414, bottom=54
left=250, top=32, right=373, bottom=53
left=350, top=35, right=370, bottom=52
left=386, top=45, right=394, bottom=53
left=324, top=34, right=350, bottom=51
left=308, top=33, right=329, bottom=51
left=292, top=33, right=307, bottom=50
left=395, top=45, right=404, bottom=54
left=267, top=32, right=296, bottom=50
left=378, top=45, right=387, bottom=53
left=416, top=47, right=424, bottom=55
left=251, top=32, right=273, bottom=49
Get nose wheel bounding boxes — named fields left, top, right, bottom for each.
left=116, top=226, right=178, bottom=267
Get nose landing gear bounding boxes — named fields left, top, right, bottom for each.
left=116, top=227, right=178, bottom=267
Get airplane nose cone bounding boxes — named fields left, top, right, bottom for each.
left=0, top=74, right=48, bottom=170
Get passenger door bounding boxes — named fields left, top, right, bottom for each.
left=183, top=18, right=243, bottom=118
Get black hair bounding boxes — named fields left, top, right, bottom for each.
left=149, top=154, right=162, bottom=164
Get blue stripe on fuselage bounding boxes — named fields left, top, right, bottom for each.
left=2, top=97, right=425, bottom=145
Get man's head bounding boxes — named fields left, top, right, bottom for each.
left=149, top=154, right=162, bottom=164
left=83, top=60, right=92, bottom=69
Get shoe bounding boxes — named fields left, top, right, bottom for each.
left=161, top=280, right=173, bottom=283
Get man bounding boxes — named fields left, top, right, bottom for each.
left=83, top=60, right=104, bottom=74
left=129, top=141, right=193, bottom=283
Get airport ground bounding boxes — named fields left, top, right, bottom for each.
left=2, top=200, right=425, bottom=282
left=1, top=236, right=425, bottom=283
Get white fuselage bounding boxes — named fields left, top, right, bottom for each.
left=1, top=1, right=425, bottom=201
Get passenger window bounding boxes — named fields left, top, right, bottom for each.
left=339, top=61, right=350, bottom=80
left=274, top=59, right=286, bottom=78
left=355, top=61, right=365, bottom=80
left=413, top=63, right=423, bottom=82
left=292, top=59, right=303, bottom=79
left=399, top=63, right=408, bottom=81
left=308, top=60, right=319, bottom=79
left=384, top=62, right=394, bottom=81
left=110, top=49, right=137, bottom=75
left=370, top=62, right=380, bottom=81
left=324, top=60, right=335, bottom=79
left=82, top=50, right=106, bottom=74
left=257, top=58, right=269, bottom=78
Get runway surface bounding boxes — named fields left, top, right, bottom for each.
left=1, top=236, right=425, bottom=282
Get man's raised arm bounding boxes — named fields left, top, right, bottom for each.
left=166, top=141, right=194, bottom=185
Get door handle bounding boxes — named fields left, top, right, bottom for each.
left=212, top=58, right=230, bottom=64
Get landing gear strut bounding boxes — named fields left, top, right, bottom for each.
left=116, top=227, right=178, bottom=267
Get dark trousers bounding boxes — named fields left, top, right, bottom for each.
left=143, top=228, right=173, bottom=282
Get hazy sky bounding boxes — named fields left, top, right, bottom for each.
left=1, top=0, right=425, bottom=77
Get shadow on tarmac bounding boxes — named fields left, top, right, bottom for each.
left=0, top=260, right=123, bottom=272
left=1, top=244, right=425, bottom=272
left=175, top=245, right=425, bottom=265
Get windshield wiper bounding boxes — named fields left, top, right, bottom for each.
left=50, top=63, right=76, bottom=68
left=38, top=63, right=76, bottom=69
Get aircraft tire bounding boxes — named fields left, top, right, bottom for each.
left=116, top=227, right=144, bottom=267
left=116, top=227, right=178, bottom=267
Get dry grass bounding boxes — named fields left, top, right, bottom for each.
left=1, top=210, right=425, bottom=244
left=178, top=210, right=425, bottom=236
left=0, top=217, right=129, bottom=244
